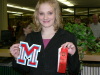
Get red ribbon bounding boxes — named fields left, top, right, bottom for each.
left=57, top=47, right=68, bottom=73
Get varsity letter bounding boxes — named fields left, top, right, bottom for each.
left=17, top=41, right=41, bottom=68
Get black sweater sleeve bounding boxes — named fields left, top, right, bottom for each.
left=12, top=59, right=30, bottom=74
left=67, top=35, right=80, bottom=75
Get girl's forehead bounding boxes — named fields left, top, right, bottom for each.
left=38, top=3, right=55, bottom=12
left=39, top=3, right=53, bottom=9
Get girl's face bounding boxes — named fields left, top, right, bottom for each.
left=23, top=25, right=33, bottom=34
left=38, top=3, right=56, bottom=28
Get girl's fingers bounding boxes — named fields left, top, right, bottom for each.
left=10, top=43, right=20, bottom=58
left=61, top=42, right=76, bottom=55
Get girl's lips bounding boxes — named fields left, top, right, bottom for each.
left=43, top=20, right=50, bottom=23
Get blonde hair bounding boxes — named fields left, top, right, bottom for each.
left=33, top=0, right=63, bottom=32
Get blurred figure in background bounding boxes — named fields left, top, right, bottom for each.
left=81, top=17, right=91, bottom=27
left=74, top=16, right=82, bottom=25
left=73, top=16, right=85, bottom=27
left=15, top=21, right=22, bottom=36
left=16, top=21, right=33, bottom=43
left=90, top=14, right=100, bottom=41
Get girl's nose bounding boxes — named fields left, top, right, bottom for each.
left=44, top=14, right=48, bottom=20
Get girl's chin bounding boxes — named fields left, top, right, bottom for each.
left=42, top=25, right=53, bottom=28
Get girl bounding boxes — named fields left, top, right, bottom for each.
left=10, top=0, right=80, bottom=75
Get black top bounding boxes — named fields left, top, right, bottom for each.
left=12, top=28, right=80, bottom=75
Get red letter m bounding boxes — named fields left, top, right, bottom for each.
left=17, top=41, right=41, bottom=68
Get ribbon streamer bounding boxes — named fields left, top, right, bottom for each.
left=57, top=47, right=68, bottom=73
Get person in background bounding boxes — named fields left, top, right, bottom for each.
left=81, top=17, right=91, bottom=27
left=15, top=21, right=22, bottom=36
left=90, top=14, right=100, bottom=41
left=74, top=16, right=82, bottom=25
left=16, top=21, right=33, bottom=43
left=10, top=0, right=80, bottom=75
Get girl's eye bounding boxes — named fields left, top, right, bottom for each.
left=48, top=12, right=53, bottom=15
left=39, top=13, right=44, bottom=15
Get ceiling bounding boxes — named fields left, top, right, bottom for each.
left=7, top=0, right=100, bottom=15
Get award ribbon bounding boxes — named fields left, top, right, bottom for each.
left=57, top=47, right=68, bottom=73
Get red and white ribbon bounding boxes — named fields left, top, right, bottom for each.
left=57, top=47, right=68, bottom=73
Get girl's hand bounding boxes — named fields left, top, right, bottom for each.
left=10, top=43, right=20, bottom=58
left=61, top=42, right=76, bottom=55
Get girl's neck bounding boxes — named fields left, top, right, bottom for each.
left=41, top=27, right=56, bottom=39
left=41, top=26, right=55, bottom=34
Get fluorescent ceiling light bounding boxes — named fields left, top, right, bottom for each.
left=13, top=14, right=24, bottom=16
left=76, top=9, right=100, bottom=14
left=63, top=9, right=74, bottom=13
left=7, top=11, right=23, bottom=14
left=58, top=0, right=74, bottom=6
left=90, top=9, right=100, bottom=11
left=7, top=4, right=35, bottom=11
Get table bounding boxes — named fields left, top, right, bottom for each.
left=0, top=49, right=12, bottom=57
left=81, top=54, right=100, bottom=75
left=0, top=49, right=21, bottom=75
left=0, top=49, right=100, bottom=61
left=82, top=54, right=100, bottom=61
